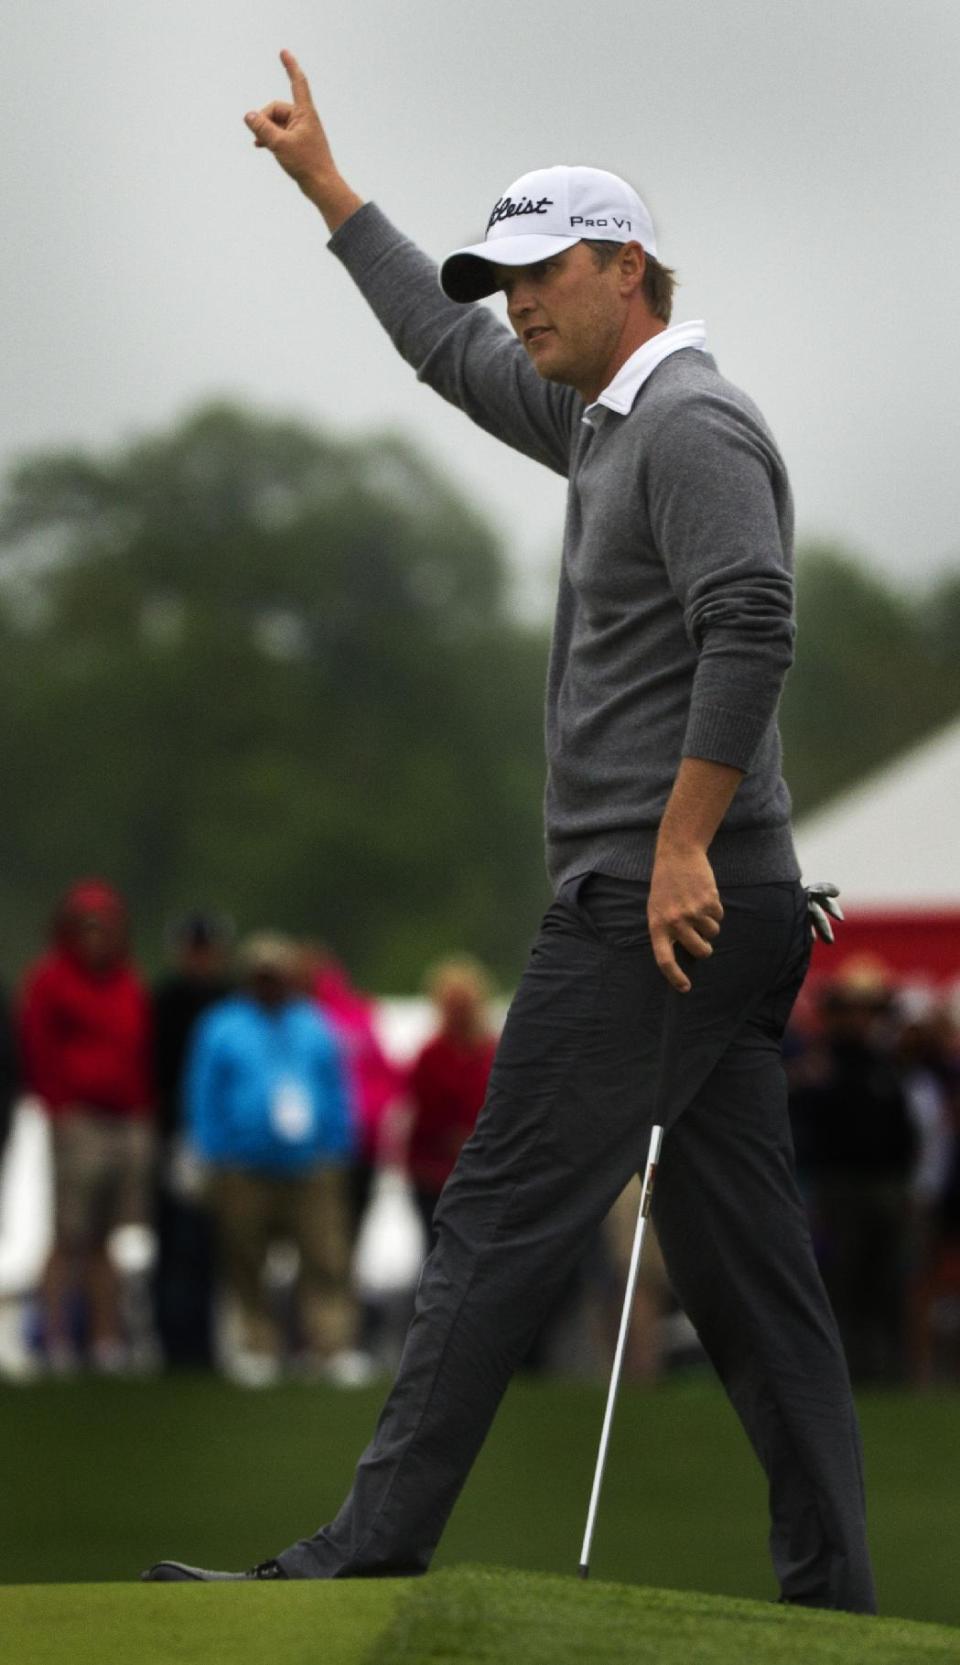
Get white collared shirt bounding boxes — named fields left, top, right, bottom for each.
left=582, top=319, right=708, bottom=425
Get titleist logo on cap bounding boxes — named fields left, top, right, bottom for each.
left=487, top=194, right=554, bottom=233
left=440, top=166, right=659, bottom=303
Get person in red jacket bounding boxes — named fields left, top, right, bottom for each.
left=19, top=880, right=154, bottom=1372
left=406, top=957, right=498, bottom=1242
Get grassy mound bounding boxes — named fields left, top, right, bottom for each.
left=1, top=1375, right=958, bottom=1628
left=378, top=1566, right=960, bottom=1664
left=3, top=1565, right=958, bottom=1665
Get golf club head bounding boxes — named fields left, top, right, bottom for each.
left=806, top=882, right=844, bottom=945
left=808, top=900, right=835, bottom=945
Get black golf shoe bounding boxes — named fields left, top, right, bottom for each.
left=142, top=1558, right=287, bottom=1582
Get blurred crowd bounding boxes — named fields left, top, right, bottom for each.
left=787, top=956, right=960, bottom=1386
left=0, top=880, right=510, bottom=1386
left=1, top=881, right=959, bottom=1390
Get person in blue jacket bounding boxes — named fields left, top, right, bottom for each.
left=186, top=932, right=358, bottom=1386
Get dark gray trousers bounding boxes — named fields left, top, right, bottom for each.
left=279, top=874, right=877, bottom=1613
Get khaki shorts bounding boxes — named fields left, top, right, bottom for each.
left=51, top=1109, right=155, bottom=1252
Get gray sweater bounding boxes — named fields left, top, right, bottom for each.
left=330, top=203, right=799, bottom=889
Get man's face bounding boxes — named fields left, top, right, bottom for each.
left=250, top=969, right=289, bottom=1010
left=178, top=942, right=227, bottom=981
left=73, top=914, right=123, bottom=971
left=493, top=243, right=626, bottom=398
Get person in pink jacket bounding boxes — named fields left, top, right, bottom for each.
left=304, top=947, right=404, bottom=1233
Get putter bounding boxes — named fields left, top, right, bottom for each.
left=578, top=883, right=843, bottom=1579
left=578, top=936, right=688, bottom=1582
left=578, top=1119, right=664, bottom=1579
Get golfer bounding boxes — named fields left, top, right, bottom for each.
left=146, top=51, right=876, bottom=1612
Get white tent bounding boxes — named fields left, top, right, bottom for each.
left=794, top=715, right=960, bottom=909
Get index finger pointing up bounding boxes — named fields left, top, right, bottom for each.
left=280, top=48, right=311, bottom=106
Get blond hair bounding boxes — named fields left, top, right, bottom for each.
left=424, top=953, right=493, bottom=1005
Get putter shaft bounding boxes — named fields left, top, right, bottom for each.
left=579, top=1122, right=664, bottom=1579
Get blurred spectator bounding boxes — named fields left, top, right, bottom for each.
left=152, top=912, right=234, bottom=1368
left=301, top=944, right=406, bottom=1231
left=898, top=1000, right=955, bottom=1239
left=901, top=1000, right=960, bottom=1382
left=0, top=982, right=18, bottom=1173
left=186, top=933, right=358, bottom=1387
left=406, top=956, right=497, bottom=1242
left=154, top=913, right=235, bottom=1142
left=18, top=879, right=154, bottom=1373
left=936, top=1007, right=960, bottom=1246
left=789, top=956, right=918, bottom=1384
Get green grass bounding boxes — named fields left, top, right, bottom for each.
left=379, top=1567, right=960, bottom=1664
left=3, top=1566, right=958, bottom=1665
left=0, top=1374, right=957, bottom=1630
left=1, top=1577, right=399, bottom=1665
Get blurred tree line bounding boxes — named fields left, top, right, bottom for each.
left=1, top=403, right=958, bottom=988
left=0, top=404, right=549, bottom=988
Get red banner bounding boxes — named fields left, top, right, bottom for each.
left=809, top=909, right=960, bottom=990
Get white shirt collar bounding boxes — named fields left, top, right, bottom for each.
left=582, top=319, right=708, bottom=424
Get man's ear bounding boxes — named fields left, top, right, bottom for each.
left=617, top=241, right=647, bottom=297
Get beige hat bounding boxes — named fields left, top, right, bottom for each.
left=237, top=931, right=298, bottom=980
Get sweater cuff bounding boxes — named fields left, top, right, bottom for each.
left=681, top=703, right=769, bottom=773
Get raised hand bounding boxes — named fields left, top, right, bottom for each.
left=244, top=51, right=363, bottom=230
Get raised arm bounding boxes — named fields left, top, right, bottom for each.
left=243, top=53, right=578, bottom=474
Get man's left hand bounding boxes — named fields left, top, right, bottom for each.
left=648, top=846, right=723, bottom=994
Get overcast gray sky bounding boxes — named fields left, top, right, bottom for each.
left=4, top=0, right=958, bottom=613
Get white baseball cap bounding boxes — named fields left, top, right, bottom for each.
left=440, top=165, right=658, bottom=303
